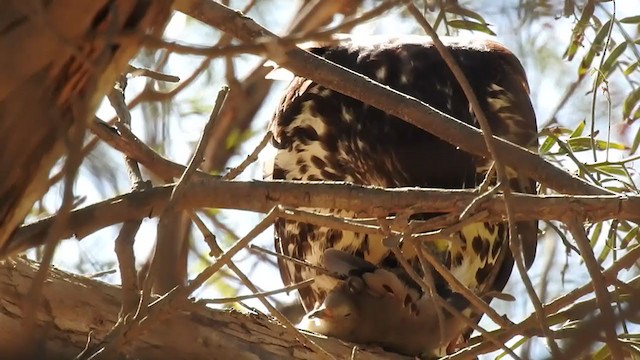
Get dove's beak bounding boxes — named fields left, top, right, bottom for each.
left=308, top=305, right=333, bottom=320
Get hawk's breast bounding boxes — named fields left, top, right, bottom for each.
left=266, top=37, right=538, bottom=320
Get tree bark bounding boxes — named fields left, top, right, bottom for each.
left=0, top=0, right=172, bottom=250
left=0, top=257, right=406, bottom=360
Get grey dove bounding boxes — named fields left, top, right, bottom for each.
left=298, top=249, right=471, bottom=356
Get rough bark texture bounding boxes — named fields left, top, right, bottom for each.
left=0, top=257, right=407, bottom=360
left=0, top=0, right=172, bottom=250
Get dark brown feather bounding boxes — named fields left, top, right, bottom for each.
left=265, top=37, right=538, bottom=336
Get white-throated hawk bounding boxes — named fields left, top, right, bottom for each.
left=264, top=36, right=538, bottom=355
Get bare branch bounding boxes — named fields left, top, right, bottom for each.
left=6, top=180, right=640, bottom=257
left=173, top=0, right=609, bottom=197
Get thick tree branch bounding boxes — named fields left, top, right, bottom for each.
left=5, top=180, right=640, bottom=257
left=0, top=257, right=405, bottom=360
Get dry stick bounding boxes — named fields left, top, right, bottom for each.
left=409, top=213, right=469, bottom=235
left=80, top=79, right=150, bottom=360
left=170, top=86, right=230, bottom=203
left=74, top=52, right=219, bottom=188
left=552, top=245, right=640, bottom=309
left=141, top=1, right=401, bottom=61
left=414, top=244, right=509, bottom=328
left=386, top=234, right=519, bottom=359
left=107, top=78, right=147, bottom=318
left=136, top=86, right=229, bottom=321
left=409, top=211, right=514, bottom=331
left=91, top=117, right=218, bottom=182
left=278, top=206, right=392, bottom=238
left=566, top=217, right=622, bottom=358
left=251, top=245, right=341, bottom=278
left=444, top=247, right=640, bottom=359
left=381, top=221, right=446, bottom=349
left=80, top=208, right=270, bottom=358
left=183, top=207, right=334, bottom=360
left=288, top=0, right=400, bottom=38
left=411, top=211, right=488, bottom=243
left=403, top=1, right=561, bottom=356
left=127, top=64, right=180, bottom=83
left=188, top=210, right=334, bottom=359
left=199, top=279, right=314, bottom=305
left=459, top=185, right=500, bottom=222
left=222, top=130, right=272, bottom=180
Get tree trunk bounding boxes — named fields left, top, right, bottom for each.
left=0, top=0, right=172, bottom=252
left=0, top=257, right=407, bottom=360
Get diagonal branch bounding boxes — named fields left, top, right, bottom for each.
left=172, top=0, right=610, bottom=197
left=566, top=216, right=623, bottom=359
left=402, top=2, right=559, bottom=355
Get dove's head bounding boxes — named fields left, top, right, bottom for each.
left=298, top=277, right=366, bottom=339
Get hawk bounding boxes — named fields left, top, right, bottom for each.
left=264, top=36, right=538, bottom=355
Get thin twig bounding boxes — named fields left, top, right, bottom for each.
left=189, top=209, right=316, bottom=335
left=84, top=207, right=335, bottom=360
left=10, top=182, right=640, bottom=258
left=127, top=64, right=180, bottom=83
left=411, top=211, right=489, bottom=243
left=222, top=131, right=272, bottom=180
left=107, top=77, right=148, bottom=317
left=384, top=232, right=518, bottom=358
left=404, top=1, right=560, bottom=355
left=444, top=247, right=640, bottom=359
left=199, top=279, right=314, bottom=305
left=170, top=86, right=230, bottom=203
left=413, top=242, right=510, bottom=328
left=566, top=216, right=623, bottom=359
left=250, top=245, right=340, bottom=278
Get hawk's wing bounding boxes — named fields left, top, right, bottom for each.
left=264, top=36, right=538, bottom=314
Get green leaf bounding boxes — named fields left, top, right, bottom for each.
left=596, top=42, right=628, bottom=86
left=597, top=238, right=611, bottom=264
left=623, top=88, right=640, bottom=121
left=539, top=135, right=558, bottom=154
left=495, top=336, right=528, bottom=360
left=433, top=9, right=447, bottom=31
left=620, top=15, right=640, bottom=24
left=630, top=124, right=640, bottom=155
left=570, top=120, right=586, bottom=138
left=447, top=19, right=496, bottom=35
left=566, top=137, right=628, bottom=152
left=592, top=344, right=610, bottom=360
left=621, top=226, right=639, bottom=247
left=564, top=0, right=596, bottom=60
left=578, top=20, right=612, bottom=76
left=625, top=61, right=639, bottom=76
left=595, top=164, right=628, bottom=177
left=445, top=6, right=488, bottom=25
left=590, top=222, right=603, bottom=248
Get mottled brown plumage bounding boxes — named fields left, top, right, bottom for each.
left=299, top=249, right=469, bottom=356
left=264, top=36, right=538, bottom=354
